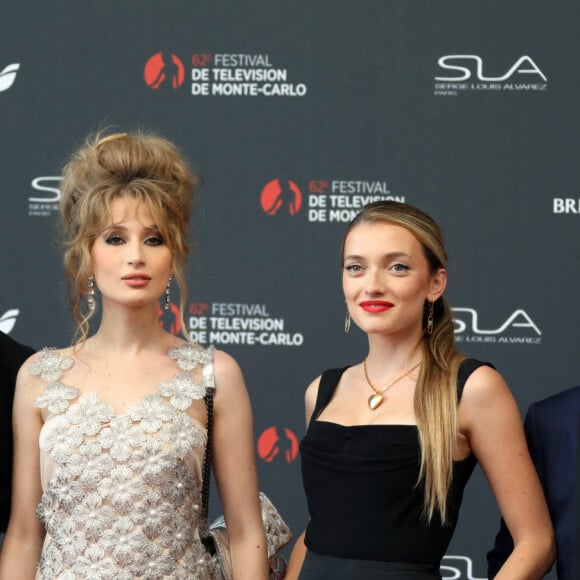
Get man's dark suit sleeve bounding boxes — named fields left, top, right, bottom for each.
left=0, top=332, right=35, bottom=533
left=487, top=404, right=544, bottom=578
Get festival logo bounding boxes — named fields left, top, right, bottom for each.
left=0, top=63, right=20, bottom=92
left=144, top=53, right=185, bottom=90
left=144, top=52, right=308, bottom=97
left=0, top=309, right=20, bottom=334
left=257, top=426, right=299, bottom=463
left=434, top=55, right=547, bottom=96
left=260, top=178, right=405, bottom=223
left=187, top=301, right=304, bottom=347
left=440, top=555, right=486, bottom=580
left=452, top=307, right=542, bottom=345
left=260, top=179, right=303, bottom=216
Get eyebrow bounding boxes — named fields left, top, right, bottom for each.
left=344, top=251, right=411, bottom=261
left=102, top=223, right=160, bottom=232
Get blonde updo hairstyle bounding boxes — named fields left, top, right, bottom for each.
left=343, top=200, right=464, bottom=523
left=60, top=130, right=198, bottom=345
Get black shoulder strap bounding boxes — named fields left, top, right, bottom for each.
left=200, top=356, right=216, bottom=552
left=311, top=367, right=349, bottom=421
left=311, top=361, right=492, bottom=417
left=457, top=358, right=495, bottom=401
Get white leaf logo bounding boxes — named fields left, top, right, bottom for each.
left=0, top=63, right=20, bottom=92
left=0, top=309, right=20, bottom=334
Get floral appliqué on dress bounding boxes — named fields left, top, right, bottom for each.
left=33, top=343, right=217, bottom=579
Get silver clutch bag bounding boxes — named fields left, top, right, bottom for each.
left=208, top=492, right=293, bottom=580
left=200, top=384, right=292, bottom=579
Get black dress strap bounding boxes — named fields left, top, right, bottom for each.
left=311, top=360, right=493, bottom=420
left=312, top=367, right=349, bottom=421
left=457, top=358, right=495, bottom=401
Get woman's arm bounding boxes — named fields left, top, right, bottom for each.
left=459, top=365, right=556, bottom=580
left=211, top=349, right=268, bottom=580
left=0, top=358, right=45, bottom=579
left=285, top=530, right=306, bottom=579
left=284, top=376, right=321, bottom=579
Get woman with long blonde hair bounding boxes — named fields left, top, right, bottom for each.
left=287, top=200, right=555, bottom=579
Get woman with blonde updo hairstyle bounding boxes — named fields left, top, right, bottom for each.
left=287, top=201, right=555, bottom=579
left=0, top=130, right=269, bottom=579
left=60, top=131, right=196, bottom=344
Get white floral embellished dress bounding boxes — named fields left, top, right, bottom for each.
left=31, top=343, right=217, bottom=580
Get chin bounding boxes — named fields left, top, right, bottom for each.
left=355, top=323, right=390, bottom=335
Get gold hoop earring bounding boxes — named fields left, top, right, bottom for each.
left=344, top=311, right=351, bottom=334
left=426, top=301, right=434, bottom=335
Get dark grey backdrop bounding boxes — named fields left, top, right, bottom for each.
left=2, top=2, right=579, bottom=578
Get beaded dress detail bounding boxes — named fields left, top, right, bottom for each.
left=32, top=344, right=216, bottom=580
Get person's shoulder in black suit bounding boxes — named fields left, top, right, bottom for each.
left=0, top=331, right=35, bottom=533
left=528, top=384, right=580, bottom=417
left=487, top=384, right=580, bottom=578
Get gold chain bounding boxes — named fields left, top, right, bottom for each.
left=363, top=358, right=421, bottom=410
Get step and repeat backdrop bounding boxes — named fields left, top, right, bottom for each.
left=2, top=1, right=579, bottom=577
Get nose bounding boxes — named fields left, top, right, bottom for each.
left=127, top=241, right=145, bottom=267
left=365, top=267, right=386, bottom=296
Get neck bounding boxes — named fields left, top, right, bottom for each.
left=89, top=302, right=176, bottom=355
left=365, top=331, right=424, bottom=374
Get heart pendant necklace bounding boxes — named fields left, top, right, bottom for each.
left=363, top=358, right=421, bottom=410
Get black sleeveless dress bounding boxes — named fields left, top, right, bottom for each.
left=299, top=359, right=491, bottom=580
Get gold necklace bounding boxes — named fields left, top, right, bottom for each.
left=363, top=358, right=421, bottom=410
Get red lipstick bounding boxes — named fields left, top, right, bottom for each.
left=359, top=301, right=393, bottom=313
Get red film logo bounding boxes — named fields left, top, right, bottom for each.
left=157, top=303, right=182, bottom=335
left=260, top=179, right=302, bottom=216
left=257, top=427, right=299, bottom=463
left=144, top=53, right=185, bottom=90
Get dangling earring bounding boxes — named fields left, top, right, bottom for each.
left=165, top=276, right=173, bottom=310
left=344, top=311, right=351, bottom=334
left=426, top=301, right=434, bottom=335
left=87, top=277, right=95, bottom=312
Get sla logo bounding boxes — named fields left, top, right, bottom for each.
left=0, top=309, right=20, bottom=334
left=260, top=179, right=303, bottom=216
left=440, top=555, right=486, bottom=580
left=0, top=63, right=20, bottom=92
left=157, top=303, right=182, bottom=336
left=436, top=55, right=547, bottom=82
left=29, top=176, right=62, bottom=203
left=453, top=307, right=541, bottom=345
left=144, top=53, right=185, bottom=90
left=257, top=426, right=299, bottom=463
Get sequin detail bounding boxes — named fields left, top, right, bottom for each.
left=29, top=348, right=74, bottom=382
left=168, top=342, right=214, bottom=371
left=34, top=383, right=79, bottom=414
left=33, top=343, right=214, bottom=579
left=159, top=372, right=206, bottom=409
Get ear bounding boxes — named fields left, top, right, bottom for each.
left=429, top=268, right=447, bottom=301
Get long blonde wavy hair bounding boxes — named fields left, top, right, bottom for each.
left=343, top=200, right=464, bottom=523
left=59, top=130, right=198, bottom=345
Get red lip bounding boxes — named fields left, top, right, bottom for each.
left=360, top=301, right=394, bottom=313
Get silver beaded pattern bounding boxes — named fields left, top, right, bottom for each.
left=33, top=344, right=217, bottom=579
